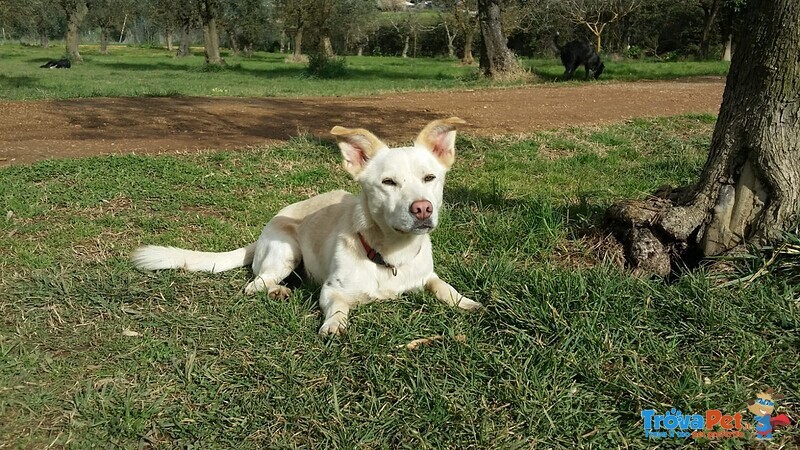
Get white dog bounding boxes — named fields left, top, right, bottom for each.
left=132, top=118, right=482, bottom=335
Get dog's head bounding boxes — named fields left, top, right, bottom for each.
left=593, top=61, right=605, bottom=79
left=331, top=118, right=465, bottom=235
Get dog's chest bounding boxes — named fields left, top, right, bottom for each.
left=371, top=259, right=431, bottom=299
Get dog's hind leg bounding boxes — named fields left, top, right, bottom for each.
left=245, top=221, right=300, bottom=299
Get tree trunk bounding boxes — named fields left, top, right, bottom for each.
left=443, top=21, right=455, bottom=58
left=722, top=33, right=733, bottom=61
left=166, top=29, right=173, bottom=51
left=40, top=34, right=50, bottom=48
left=292, top=27, right=303, bottom=58
left=477, top=0, right=519, bottom=78
left=99, top=28, right=109, bottom=54
left=608, top=0, right=800, bottom=275
left=202, top=18, right=223, bottom=65
left=699, top=0, right=721, bottom=58
left=177, top=24, right=191, bottom=57
left=321, top=35, right=334, bottom=57
left=63, top=0, right=88, bottom=62
left=595, top=32, right=601, bottom=54
left=357, top=45, right=364, bottom=56
left=280, top=29, right=286, bottom=53
left=462, top=27, right=474, bottom=64
left=228, top=30, right=240, bottom=56
left=200, top=0, right=224, bottom=65
left=401, top=34, right=409, bottom=58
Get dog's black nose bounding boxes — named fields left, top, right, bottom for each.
left=410, top=200, right=433, bottom=220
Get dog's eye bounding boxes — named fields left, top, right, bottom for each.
left=382, top=178, right=397, bottom=186
left=423, top=175, right=436, bottom=182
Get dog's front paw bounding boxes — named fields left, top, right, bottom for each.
left=319, top=315, right=348, bottom=336
left=268, top=285, right=292, bottom=300
left=456, top=297, right=484, bottom=311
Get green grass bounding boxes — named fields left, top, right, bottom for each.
left=1, top=115, right=798, bottom=448
left=0, top=44, right=729, bottom=100
left=527, top=58, right=731, bottom=82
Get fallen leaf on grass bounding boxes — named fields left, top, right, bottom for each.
left=399, top=334, right=466, bottom=350
left=121, top=329, right=140, bottom=337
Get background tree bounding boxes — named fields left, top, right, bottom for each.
left=12, top=0, right=62, bottom=47
left=564, top=0, right=639, bottom=53
left=439, top=0, right=478, bottom=64
left=609, top=0, right=799, bottom=275
left=87, top=0, right=130, bottom=54
left=477, top=0, right=520, bottom=78
left=60, top=0, right=88, bottom=61
left=275, top=0, right=307, bottom=60
left=146, top=0, right=182, bottom=51
left=698, top=0, right=720, bottom=57
left=219, top=0, right=271, bottom=56
left=198, top=0, right=223, bottom=65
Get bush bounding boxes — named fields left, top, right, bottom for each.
left=626, top=45, right=643, bottom=59
left=305, top=53, right=347, bottom=79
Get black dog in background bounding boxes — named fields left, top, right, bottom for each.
left=40, top=58, right=71, bottom=69
left=552, top=33, right=604, bottom=80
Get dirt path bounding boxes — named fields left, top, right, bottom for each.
left=0, top=78, right=725, bottom=166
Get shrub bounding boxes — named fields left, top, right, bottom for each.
left=305, top=53, right=347, bottom=79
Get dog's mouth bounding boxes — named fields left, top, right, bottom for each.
left=395, top=222, right=435, bottom=234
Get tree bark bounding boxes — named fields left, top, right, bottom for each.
left=699, top=0, right=721, bottom=58
left=202, top=18, right=223, bottom=65
left=99, top=28, right=109, bottom=54
left=477, top=0, right=519, bottom=78
left=722, top=33, right=732, bottom=61
left=401, top=34, right=409, bottom=58
left=166, top=29, right=174, bottom=52
left=462, top=25, right=474, bottom=64
left=177, top=24, right=191, bottom=57
left=321, top=35, right=334, bottom=57
left=292, top=26, right=304, bottom=58
left=443, top=21, right=456, bottom=58
left=201, top=0, right=224, bottom=65
left=62, top=0, right=88, bottom=62
left=40, top=34, right=50, bottom=48
left=228, top=30, right=240, bottom=56
left=608, top=0, right=800, bottom=275
left=280, top=29, right=286, bottom=53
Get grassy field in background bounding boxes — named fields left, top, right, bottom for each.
left=0, top=43, right=729, bottom=100
left=1, top=114, right=797, bottom=448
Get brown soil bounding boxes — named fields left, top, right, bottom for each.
left=0, top=78, right=724, bottom=166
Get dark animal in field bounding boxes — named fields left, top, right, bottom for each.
left=552, top=33, right=604, bottom=80
left=40, top=59, right=71, bottom=69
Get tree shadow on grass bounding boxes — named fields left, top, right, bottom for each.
left=0, top=74, right=43, bottom=90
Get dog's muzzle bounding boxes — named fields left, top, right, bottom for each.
left=410, top=220, right=435, bottom=234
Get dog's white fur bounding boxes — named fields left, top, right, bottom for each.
left=131, top=118, right=481, bottom=335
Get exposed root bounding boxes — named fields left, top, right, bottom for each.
left=607, top=159, right=774, bottom=277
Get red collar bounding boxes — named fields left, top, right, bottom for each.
left=357, top=233, right=397, bottom=276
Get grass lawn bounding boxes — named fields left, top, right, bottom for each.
left=1, top=114, right=797, bottom=448
left=0, top=43, right=729, bottom=101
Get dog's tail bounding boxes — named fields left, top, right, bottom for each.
left=551, top=31, right=562, bottom=54
left=131, top=243, right=256, bottom=273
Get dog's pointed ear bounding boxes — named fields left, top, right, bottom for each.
left=414, top=117, right=466, bottom=169
left=330, top=126, right=387, bottom=177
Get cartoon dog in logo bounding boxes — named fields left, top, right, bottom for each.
left=747, top=388, right=791, bottom=440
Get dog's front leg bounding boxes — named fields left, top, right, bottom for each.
left=318, top=286, right=352, bottom=336
left=425, top=273, right=483, bottom=310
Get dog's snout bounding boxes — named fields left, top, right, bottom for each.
left=410, top=200, right=433, bottom=220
